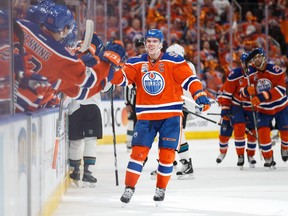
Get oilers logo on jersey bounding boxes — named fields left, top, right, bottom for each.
left=142, top=71, right=165, bottom=95
left=256, top=78, right=272, bottom=93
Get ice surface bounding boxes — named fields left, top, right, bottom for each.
left=55, top=139, right=288, bottom=216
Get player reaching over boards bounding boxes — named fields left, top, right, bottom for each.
left=14, top=4, right=125, bottom=101
left=110, top=29, right=211, bottom=206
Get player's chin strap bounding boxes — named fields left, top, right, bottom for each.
left=157, top=43, right=163, bottom=53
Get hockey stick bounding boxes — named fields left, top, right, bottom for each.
left=78, top=19, right=94, bottom=53
left=182, top=95, right=257, bottom=138
left=52, top=93, right=64, bottom=169
left=243, top=63, right=263, bottom=160
left=207, top=112, right=233, bottom=117
left=181, top=95, right=201, bottom=108
left=110, top=89, right=119, bottom=186
left=182, top=107, right=228, bottom=128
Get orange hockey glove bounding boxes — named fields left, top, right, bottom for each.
left=251, top=91, right=271, bottom=106
left=247, top=85, right=256, bottom=95
left=242, top=84, right=256, bottom=97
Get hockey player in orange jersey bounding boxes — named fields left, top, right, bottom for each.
left=216, top=52, right=258, bottom=169
left=111, top=29, right=211, bottom=206
left=242, top=47, right=288, bottom=168
left=150, top=43, right=199, bottom=180
left=14, top=4, right=125, bottom=104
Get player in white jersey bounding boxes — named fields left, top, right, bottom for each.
left=68, top=94, right=102, bottom=187
left=67, top=83, right=116, bottom=187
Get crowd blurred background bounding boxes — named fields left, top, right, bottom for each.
left=0, top=0, right=287, bottom=116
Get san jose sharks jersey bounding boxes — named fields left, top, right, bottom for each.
left=111, top=52, right=204, bottom=120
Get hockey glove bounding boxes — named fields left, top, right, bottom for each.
left=14, top=53, right=30, bottom=81
left=242, top=85, right=256, bottom=97
left=100, top=40, right=126, bottom=67
left=19, top=72, right=52, bottom=96
left=220, top=106, right=232, bottom=120
left=193, top=91, right=211, bottom=112
left=81, top=53, right=98, bottom=67
left=45, top=93, right=61, bottom=108
left=251, top=91, right=271, bottom=106
left=91, top=33, right=104, bottom=56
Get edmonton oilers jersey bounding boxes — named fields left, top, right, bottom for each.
left=111, top=52, right=203, bottom=120
left=219, top=67, right=253, bottom=110
left=15, top=19, right=110, bottom=101
left=246, top=63, right=288, bottom=115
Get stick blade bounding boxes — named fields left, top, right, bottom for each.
left=78, top=19, right=94, bottom=53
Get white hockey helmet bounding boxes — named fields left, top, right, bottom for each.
left=166, top=44, right=185, bottom=57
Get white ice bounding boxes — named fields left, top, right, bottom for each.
left=54, top=138, right=288, bottom=216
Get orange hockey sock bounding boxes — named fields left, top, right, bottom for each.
left=125, top=145, right=149, bottom=187
left=219, top=135, right=230, bottom=154
left=246, top=129, right=257, bottom=156
left=156, top=148, right=175, bottom=189
left=279, top=130, right=288, bottom=150
left=258, top=127, right=273, bottom=159
left=234, top=123, right=246, bottom=155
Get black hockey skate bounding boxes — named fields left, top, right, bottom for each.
left=237, top=154, right=244, bottom=170
left=264, top=157, right=276, bottom=169
left=281, top=149, right=288, bottom=162
left=176, top=158, right=194, bottom=180
left=216, top=153, right=226, bottom=163
left=247, top=154, right=257, bottom=168
left=82, top=171, right=97, bottom=188
left=120, top=186, right=135, bottom=206
left=153, top=187, right=165, bottom=207
left=70, top=170, right=80, bottom=187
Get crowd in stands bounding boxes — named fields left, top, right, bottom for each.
left=10, top=0, right=288, bottom=101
